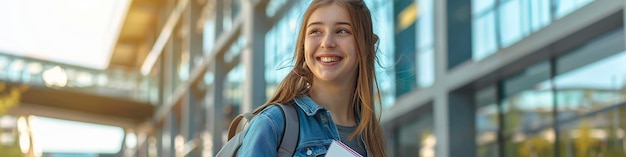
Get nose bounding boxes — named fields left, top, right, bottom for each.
left=320, top=33, right=336, bottom=48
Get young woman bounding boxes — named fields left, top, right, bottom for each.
left=238, top=0, right=387, bottom=156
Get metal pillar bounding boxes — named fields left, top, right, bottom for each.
left=207, top=59, right=225, bottom=156
left=201, top=0, right=226, bottom=156
left=160, top=114, right=177, bottom=157
left=183, top=0, right=204, bottom=155
left=240, top=0, right=267, bottom=113
left=215, top=0, right=223, bottom=35
left=433, top=0, right=449, bottom=156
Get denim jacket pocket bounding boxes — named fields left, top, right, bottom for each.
left=294, top=140, right=331, bottom=157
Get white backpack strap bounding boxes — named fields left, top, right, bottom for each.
left=276, top=102, right=299, bottom=157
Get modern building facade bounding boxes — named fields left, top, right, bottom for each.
left=383, top=0, right=626, bottom=157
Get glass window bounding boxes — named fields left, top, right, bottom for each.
left=472, top=12, right=498, bottom=60
left=472, top=0, right=497, bottom=61
left=416, top=0, right=434, bottom=87
left=264, top=1, right=307, bottom=99
left=472, top=0, right=594, bottom=61
left=367, top=0, right=396, bottom=107
left=498, top=0, right=524, bottom=47
left=417, top=0, right=433, bottom=50
left=203, top=19, right=216, bottom=55
left=417, top=49, right=434, bottom=87
left=395, top=105, right=435, bottom=157
left=225, top=64, right=244, bottom=106
left=178, top=51, right=190, bottom=81
left=394, top=0, right=417, bottom=97
left=0, top=55, right=9, bottom=79
left=555, top=28, right=625, bottom=120
left=555, top=28, right=626, bottom=157
left=501, top=61, right=555, bottom=157
left=473, top=0, right=496, bottom=14
left=555, top=0, right=594, bottom=19
left=560, top=109, right=626, bottom=157
left=476, top=85, right=499, bottom=157
left=528, top=0, right=551, bottom=32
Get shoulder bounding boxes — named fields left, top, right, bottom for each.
left=255, top=104, right=287, bottom=123
left=244, top=105, right=286, bottom=136
left=238, top=105, right=287, bottom=156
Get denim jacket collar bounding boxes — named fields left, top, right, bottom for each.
left=293, top=95, right=326, bottom=116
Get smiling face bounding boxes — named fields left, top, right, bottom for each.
left=304, top=3, right=358, bottom=85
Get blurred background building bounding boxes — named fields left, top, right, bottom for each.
left=0, top=0, right=624, bottom=157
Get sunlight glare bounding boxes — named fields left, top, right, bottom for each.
left=29, top=116, right=124, bottom=153
left=0, top=0, right=130, bottom=70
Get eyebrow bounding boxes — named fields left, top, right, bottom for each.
left=306, top=21, right=352, bottom=28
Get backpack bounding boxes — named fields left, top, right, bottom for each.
left=215, top=102, right=300, bottom=157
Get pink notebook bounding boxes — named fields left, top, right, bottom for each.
left=326, top=140, right=363, bottom=157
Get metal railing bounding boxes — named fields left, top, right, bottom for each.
left=0, top=52, right=159, bottom=104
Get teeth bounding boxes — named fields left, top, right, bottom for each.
left=320, top=56, right=340, bottom=63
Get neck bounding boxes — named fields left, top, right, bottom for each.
left=309, top=79, right=357, bottom=126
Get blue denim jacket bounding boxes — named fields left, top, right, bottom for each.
left=237, top=96, right=367, bottom=157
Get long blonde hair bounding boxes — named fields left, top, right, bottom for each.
left=255, top=0, right=386, bottom=156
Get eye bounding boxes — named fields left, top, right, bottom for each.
left=309, top=29, right=322, bottom=35
left=336, top=28, right=350, bottom=34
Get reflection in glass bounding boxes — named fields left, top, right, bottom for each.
left=203, top=19, right=216, bottom=55
left=528, top=0, right=551, bottom=32
left=558, top=111, right=626, bottom=157
left=416, top=0, right=434, bottom=87
left=554, top=28, right=626, bottom=156
left=501, top=61, right=554, bottom=157
left=0, top=56, right=8, bottom=79
left=471, top=0, right=498, bottom=61
left=369, top=0, right=396, bottom=107
left=555, top=0, right=594, bottom=19
left=472, top=11, right=497, bottom=60
left=225, top=65, right=244, bottom=106
left=395, top=108, right=435, bottom=157
left=556, top=51, right=626, bottom=120
left=472, top=0, right=593, bottom=61
left=476, top=85, right=499, bottom=157
left=498, top=0, right=524, bottom=48
left=472, top=0, right=495, bottom=15
left=264, top=1, right=306, bottom=99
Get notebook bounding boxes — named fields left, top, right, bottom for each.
left=326, top=140, right=362, bottom=157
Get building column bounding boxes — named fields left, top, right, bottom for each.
left=240, top=0, right=268, bottom=113
left=207, top=59, right=225, bottom=156
left=433, top=94, right=449, bottom=157
left=433, top=0, right=449, bottom=156
left=183, top=0, right=204, bottom=155
left=158, top=114, right=176, bottom=157
left=183, top=91, right=200, bottom=156
left=198, top=0, right=225, bottom=156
